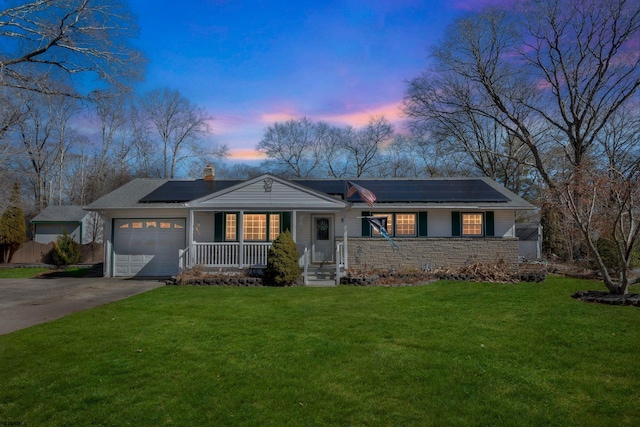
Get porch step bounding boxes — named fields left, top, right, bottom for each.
left=306, top=279, right=337, bottom=287
left=304, top=265, right=340, bottom=286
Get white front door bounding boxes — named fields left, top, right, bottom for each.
left=312, top=215, right=334, bottom=263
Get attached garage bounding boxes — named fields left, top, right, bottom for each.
left=113, top=218, right=186, bottom=277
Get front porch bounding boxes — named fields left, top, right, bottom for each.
left=179, top=241, right=346, bottom=285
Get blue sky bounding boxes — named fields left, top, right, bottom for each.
left=127, top=0, right=494, bottom=161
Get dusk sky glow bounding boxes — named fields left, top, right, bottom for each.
left=127, top=0, right=496, bottom=162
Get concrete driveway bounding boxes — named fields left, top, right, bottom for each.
left=0, top=277, right=165, bottom=335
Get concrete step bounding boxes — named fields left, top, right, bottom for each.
left=305, top=279, right=337, bottom=287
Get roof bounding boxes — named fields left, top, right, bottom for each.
left=86, top=178, right=172, bottom=209
left=85, top=175, right=535, bottom=210
left=140, top=179, right=242, bottom=203
left=32, top=205, right=88, bottom=223
left=516, top=222, right=541, bottom=241
left=295, top=178, right=511, bottom=203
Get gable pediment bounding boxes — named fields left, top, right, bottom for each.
left=186, top=175, right=348, bottom=210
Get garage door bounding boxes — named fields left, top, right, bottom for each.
left=113, top=219, right=186, bottom=277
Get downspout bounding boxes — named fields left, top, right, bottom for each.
left=343, top=207, right=348, bottom=271
left=188, top=210, right=194, bottom=268
left=238, top=211, right=244, bottom=268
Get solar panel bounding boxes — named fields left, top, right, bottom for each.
left=139, top=180, right=242, bottom=203
left=139, top=178, right=510, bottom=203
left=295, top=179, right=510, bottom=203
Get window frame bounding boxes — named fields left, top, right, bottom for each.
left=461, top=212, right=484, bottom=237
left=370, top=212, right=417, bottom=237
left=223, top=212, right=282, bottom=242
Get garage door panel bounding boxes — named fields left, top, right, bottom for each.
left=113, top=218, right=185, bottom=277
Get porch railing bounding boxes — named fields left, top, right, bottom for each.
left=178, top=246, right=190, bottom=272
left=191, top=242, right=272, bottom=268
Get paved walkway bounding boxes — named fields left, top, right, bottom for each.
left=0, top=277, right=165, bottom=335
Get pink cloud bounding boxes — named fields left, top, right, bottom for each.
left=260, top=111, right=299, bottom=123
left=227, top=148, right=267, bottom=161
left=319, top=101, right=405, bottom=127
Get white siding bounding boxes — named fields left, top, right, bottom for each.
left=494, top=210, right=515, bottom=237
left=295, top=213, right=312, bottom=249
left=193, top=179, right=346, bottom=210
left=429, top=210, right=452, bottom=237
left=193, top=211, right=215, bottom=242
left=81, top=212, right=104, bottom=244
left=34, top=223, right=81, bottom=244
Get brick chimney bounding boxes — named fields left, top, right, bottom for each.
left=203, top=165, right=215, bottom=181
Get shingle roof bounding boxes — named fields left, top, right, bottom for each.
left=85, top=175, right=535, bottom=210
left=516, top=222, right=541, bottom=241
left=32, top=205, right=87, bottom=222
left=86, top=178, right=171, bottom=209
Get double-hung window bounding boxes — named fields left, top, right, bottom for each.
left=462, top=213, right=483, bottom=236
left=371, top=213, right=416, bottom=237
left=225, top=213, right=281, bottom=242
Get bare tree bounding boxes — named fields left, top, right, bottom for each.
left=340, top=116, right=394, bottom=177
left=404, top=0, right=640, bottom=293
left=0, top=88, right=23, bottom=210
left=257, top=117, right=326, bottom=178
left=140, top=87, right=226, bottom=178
left=13, top=91, right=60, bottom=211
left=0, top=0, right=144, bottom=96
left=47, top=92, right=81, bottom=205
left=316, top=122, right=349, bottom=178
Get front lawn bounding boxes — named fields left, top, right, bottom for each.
left=1, top=276, right=639, bottom=426
left=0, top=266, right=92, bottom=278
left=0, top=267, right=50, bottom=278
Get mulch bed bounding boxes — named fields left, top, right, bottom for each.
left=572, top=290, right=640, bottom=307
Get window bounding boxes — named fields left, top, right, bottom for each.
left=269, top=214, right=281, bottom=241
left=243, top=214, right=266, bottom=241
left=395, top=214, right=416, bottom=236
left=371, top=213, right=393, bottom=236
left=462, top=213, right=483, bottom=236
left=370, top=213, right=416, bottom=237
left=236, top=213, right=282, bottom=242
left=225, top=214, right=237, bottom=241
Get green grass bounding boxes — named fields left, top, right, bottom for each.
left=0, top=267, right=50, bottom=278
left=1, top=276, right=639, bottom=426
left=0, top=266, right=91, bottom=278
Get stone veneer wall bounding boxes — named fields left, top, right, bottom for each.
left=345, top=238, right=520, bottom=271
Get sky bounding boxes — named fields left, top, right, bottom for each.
left=126, top=0, right=496, bottom=163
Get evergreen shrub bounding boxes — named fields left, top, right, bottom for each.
left=51, top=231, right=82, bottom=267
left=264, top=230, right=301, bottom=286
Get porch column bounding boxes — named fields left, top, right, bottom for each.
left=343, top=208, right=348, bottom=270
left=238, top=211, right=244, bottom=268
left=188, top=210, right=194, bottom=268
left=291, top=210, right=297, bottom=242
